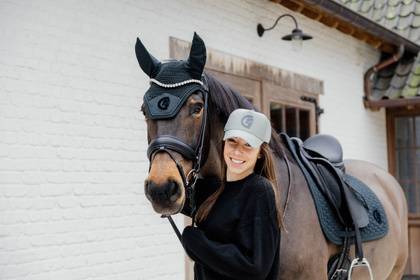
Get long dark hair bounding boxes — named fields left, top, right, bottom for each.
left=255, top=143, right=284, bottom=229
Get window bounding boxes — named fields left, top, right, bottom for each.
left=270, top=103, right=311, bottom=140
left=263, top=82, right=316, bottom=141
left=387, top=108, right=420, bottom=214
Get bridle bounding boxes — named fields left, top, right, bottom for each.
left=145, top=77, right=209, bottom=242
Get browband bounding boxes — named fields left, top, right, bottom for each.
left=150, top=78, right=204, bottom=88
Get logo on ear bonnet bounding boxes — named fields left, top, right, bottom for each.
left=241, top=115, right=253, bottom=128
left=157, top=96, right=170, bottom=110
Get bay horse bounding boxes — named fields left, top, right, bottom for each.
left=137, top=33, right=408, bottom=279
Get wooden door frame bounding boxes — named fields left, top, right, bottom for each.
left=386, top=106, right=420, bottom=219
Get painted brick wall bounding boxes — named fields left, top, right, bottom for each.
left=0, top=0, right=385, bottom=279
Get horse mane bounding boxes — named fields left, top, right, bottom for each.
left=204, top=72, right=285, bottom=159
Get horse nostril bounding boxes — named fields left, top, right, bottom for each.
left=144, top=181, right=152, bottom=199
left=145, top=180, right=180, bottom=204
left=168, top=181, right=178, bottom=196
left=167, top=181, right=180, bottom=202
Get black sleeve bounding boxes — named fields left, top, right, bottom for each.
left=181, top=177, right=220, bottom=217
left=181, top=187, right=280, bottom=280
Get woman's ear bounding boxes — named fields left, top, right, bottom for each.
left=257, top=154, right=262, bottom=159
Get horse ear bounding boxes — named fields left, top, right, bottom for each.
left=187, top=32, right=206, bottom=79
left=135, top=38, right=161, bottom=78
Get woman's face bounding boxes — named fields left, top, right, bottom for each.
left=223, top=137, right=260, bottom=181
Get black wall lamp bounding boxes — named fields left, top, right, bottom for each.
left=257, top=14, right=312, bottom=50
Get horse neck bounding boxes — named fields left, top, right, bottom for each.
left=199, top=111, right=224, bottom=179
left=272, top=138, right=298, bottom=209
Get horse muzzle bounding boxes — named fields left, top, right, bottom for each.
left=144, top=179, right=184, bottom=214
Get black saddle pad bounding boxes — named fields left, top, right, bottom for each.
left=315, top=173, right=388, bottom=245
left=281, top=133, right=388, bottom=245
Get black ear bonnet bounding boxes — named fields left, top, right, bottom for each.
left=135, top=32, right=207, bottom=119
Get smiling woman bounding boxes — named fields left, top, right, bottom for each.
left=222, top=109, right=271, bottom=182
left=223, top=137, right=259, bottom=182
left=181, top=108, right=283, bottom=280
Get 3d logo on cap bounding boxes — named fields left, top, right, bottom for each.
left=241, top=115, right=253, bottom=128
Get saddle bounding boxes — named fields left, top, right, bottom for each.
left=280, top=133, right=388, bottom=280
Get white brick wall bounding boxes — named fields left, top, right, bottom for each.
left=0, top=0, right=385, bottom=279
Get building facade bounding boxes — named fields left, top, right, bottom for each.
left=1, top=0, right=415, bottom=279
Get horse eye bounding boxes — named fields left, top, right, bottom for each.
left=191, top=103, right=203, bottom=115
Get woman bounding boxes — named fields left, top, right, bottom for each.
left=181, top=108, right=282, bottom=280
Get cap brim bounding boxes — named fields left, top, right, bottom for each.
left=223, top=130, right=263, bottom=148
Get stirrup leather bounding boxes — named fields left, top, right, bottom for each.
left=347, top=258, right=373, bottom=280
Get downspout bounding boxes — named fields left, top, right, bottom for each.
left=363, top=45, right=405, bottom=110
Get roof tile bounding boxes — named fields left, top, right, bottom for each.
left=374, top=0, right=387, bottom=9
left=400, top=0, right=416, bottom=17
left=401, top=86, right=417, bottom=97
left=397, top=13, right=414, bottom=30
left=360, top=0, right=375, bottom=13
left=411, top=56, right=420, bottom=71
left=409, top=26, right=420, bottom=42
left=390, top=74, right=409, bottom=89
left=402, top=85, right=419, bottom=96
left=384, top=15, right=399, bottom=29
left=388, top=0, right=401, bottom=6
left=349, top=0, right=363, bottom=11
left=396, top=60, right=414, bottom=75
left=403, top=0, right=414, bottom=4
left=385, top=86, right=402, bottom=98
left=374, top=76, right=393, bottom=90
left=386, top=3, right=401, bottom=19
left=373, top=7, right=386, bottom=21
left=408, top=74, right=420, bottom=87
left=372, top=88, right=387, bottom=100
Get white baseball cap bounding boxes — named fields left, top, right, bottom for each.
left=223, top=109, right=271, bottom=148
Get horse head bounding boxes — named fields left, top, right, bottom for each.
left=136, top=33, right=210, bottom=215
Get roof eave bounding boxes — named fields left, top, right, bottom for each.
left=364, top=97, right=420, bottom=110
left=300, top=0, right=420, bottom=54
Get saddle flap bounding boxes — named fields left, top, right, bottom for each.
left=343, top=186, right=370, bottom=228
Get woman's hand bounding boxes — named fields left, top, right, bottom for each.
left=181, top=225, right=196, bottom=241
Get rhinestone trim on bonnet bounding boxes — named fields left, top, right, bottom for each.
left=150, top=78, right=203, bottom=88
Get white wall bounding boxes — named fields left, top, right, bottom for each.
left=0, top=0, right=385, bottom=279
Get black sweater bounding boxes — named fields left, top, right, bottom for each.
left=181, top=173, right=280, bottom=280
